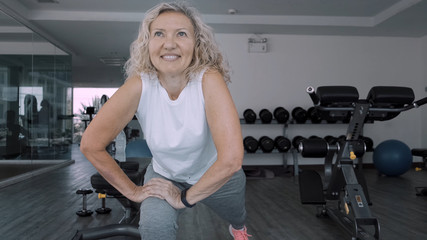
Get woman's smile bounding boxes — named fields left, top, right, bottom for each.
left=161, top=54, right=180, bottom=61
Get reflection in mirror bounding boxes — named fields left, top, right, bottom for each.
left=0, top=10, right=73, bottom=187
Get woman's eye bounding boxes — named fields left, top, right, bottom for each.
left=177, top=32, right=187, bottom=37
left=154, top=31, right=163, bottom=37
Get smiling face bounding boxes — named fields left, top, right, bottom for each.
left=148, top=11, right=195, bottom=79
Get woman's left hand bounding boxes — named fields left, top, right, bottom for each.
left=145, top=178, right=186, bottom=209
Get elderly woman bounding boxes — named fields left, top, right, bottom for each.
left=80, top=2, right=250, bottom=239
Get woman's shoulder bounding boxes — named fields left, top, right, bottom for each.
left=201, top=68, right=225, bottom=85
left=200, top=68, right=229, bottom=100
left=204, top=68, right=220, bottom=76
left=122, top=75, right=143, bottom=93
left=124, top=75, right=142, bottom=86
left=126, top=72, right=159, bottom=87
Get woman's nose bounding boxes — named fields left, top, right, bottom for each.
left=163, top=35, right=177, bottom=49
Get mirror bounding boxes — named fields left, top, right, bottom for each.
left=0, top=9, right=73, bottom=187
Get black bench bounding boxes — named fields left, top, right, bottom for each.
left=73, top=160, right=145, bottom=240
left=91, top=161, right=144, bottom=223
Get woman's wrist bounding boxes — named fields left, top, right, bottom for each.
left=181, top=188, right=196, bottom=208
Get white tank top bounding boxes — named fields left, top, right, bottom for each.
left=135, top=69, right=217, bottom=184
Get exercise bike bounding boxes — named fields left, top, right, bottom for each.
left=298, top=86, right=427, bottom=240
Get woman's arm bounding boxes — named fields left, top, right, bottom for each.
left=80, top=76, right=161, bottom=202
left=184, top=69, right=244, bottom=203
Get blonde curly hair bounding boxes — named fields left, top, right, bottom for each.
left=124, top=1, right=230, bottom=82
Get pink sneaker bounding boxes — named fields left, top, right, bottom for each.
left=229, top=225, right=252, bottom=240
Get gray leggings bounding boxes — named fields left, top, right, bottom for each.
left=138, top=164, right=247, bottom=240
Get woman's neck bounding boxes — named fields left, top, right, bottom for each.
left=158, top=74, right=188, bottom=100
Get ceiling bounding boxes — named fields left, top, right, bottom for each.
left=1, top=0, right=427, bottom=87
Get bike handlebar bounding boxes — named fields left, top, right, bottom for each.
left=306, top=86, right=319, bottom=105
left=414, top=97, right=427, bottom=108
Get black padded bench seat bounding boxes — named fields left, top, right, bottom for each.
left=315, top=86, right=415, bottom=106
left=314, top=86, right=416, bottom=122
left=316, top=86, right=359, bottom=106
left=367, top=86, right=415, bottom=106
left=91, top=161, right=144, bottom=196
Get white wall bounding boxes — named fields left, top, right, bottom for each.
left=215, top=34, right=425, bottom=164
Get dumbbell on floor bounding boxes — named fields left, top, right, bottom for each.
left=76, top=189, right=93, bottom=217
left=95, top=192, right=112, bottom=214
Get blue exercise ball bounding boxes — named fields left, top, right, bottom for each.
left=373, top=139, right=412, bottom=176
left=126, top=139, right=152, bottom=158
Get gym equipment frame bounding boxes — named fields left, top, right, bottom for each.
left=298, top=86, right=427, bottom=240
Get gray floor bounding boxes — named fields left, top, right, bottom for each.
left=0, top=163, right=56, bottom=181
left=0, top=144, right=427, bottom=240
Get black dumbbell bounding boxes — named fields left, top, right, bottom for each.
left=243, top=109, right=257, bottom=124
left=95, top=192, right=112, bottom=214
left=274, top=136, right=291, bottom=152
left=259, top=109, right=273, bottom=124
left=292, top=136, right=306, bottom=149
left=292, top=107, right=308, bottom=123
left=259, top=136, right=275, bottom=153
left=273, top=107, right=289, bottom=124
left=76, top=189, right=93, bottom=217
left=243, top=136, right=259, bottom=153
left=307, top=107, right=322, bottom=123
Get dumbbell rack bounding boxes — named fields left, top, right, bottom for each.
left=240, top=118, right=289, bottom=171
left=241, top=118, right=357, bottom=176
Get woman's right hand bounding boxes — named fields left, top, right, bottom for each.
left=128, top=183, right=164, bottom=203
left=129, top=178, right=185, bottom=210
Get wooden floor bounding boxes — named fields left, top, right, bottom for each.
left=0, top=144, right=427, bottom=240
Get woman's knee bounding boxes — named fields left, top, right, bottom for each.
left=139, top=197, right=179, bottom=237
left=218, top=168, right=247, bottom=197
